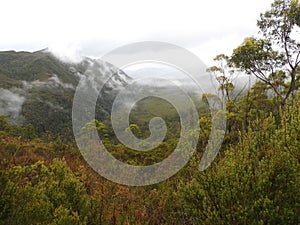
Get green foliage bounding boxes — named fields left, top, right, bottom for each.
left=230, top=0, right=300, bottom=109
left=207, top=54, right=235, bottom=102
left=51, top=205, right=83, bottom=225
left=231, top=37, right=285, bottom=76
left=179, top=107, right=300, bottom=224
left=21, top=87, right=74, bottom=135
left=129, top=96, right=181, bottom=140
left=126, top=123, right=142, bottom=138
left=0, top=159, right=90, bottom=225
left=5, top=142, right=19, bottom=156
left=0, top=114, right=37, bottom=140
left=0, top=50, right=75, bottom=83
left=0, top=115, right=11, bottom=132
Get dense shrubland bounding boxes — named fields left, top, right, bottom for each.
left=0, top=90, right=299, bottom=225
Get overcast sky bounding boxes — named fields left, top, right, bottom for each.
left=0, top=0, right=274, bottom=65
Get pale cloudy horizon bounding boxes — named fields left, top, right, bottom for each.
left=0, top=0, right=274, bottom=66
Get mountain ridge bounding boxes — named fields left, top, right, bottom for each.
left=0, top=49, right=131, bottom=135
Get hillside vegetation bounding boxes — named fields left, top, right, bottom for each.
left=0, top=0, right=300, bottom=224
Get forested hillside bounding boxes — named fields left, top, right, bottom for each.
left=0, top=0, right=299, bottom=224
left=0, top=50, right=131, bottom=135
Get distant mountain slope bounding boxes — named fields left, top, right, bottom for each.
left=0, top=50, right=131, bottom=135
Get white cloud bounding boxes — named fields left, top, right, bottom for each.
left=22, top=74, right=75, bottom=90
left=48, top=44, right=83, bottom=63
left=0, top=0, right=274, bottom=63
left=0, top=88, right=25, bottom=120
